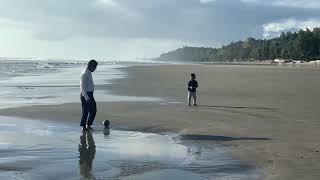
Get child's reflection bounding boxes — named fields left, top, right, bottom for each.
left=79, top=131, right=96, bottom=179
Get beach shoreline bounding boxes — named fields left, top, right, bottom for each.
left=1, top=64, right=320, bottom=179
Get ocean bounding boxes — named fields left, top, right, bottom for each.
left=0, top=60, right=161, bottom=109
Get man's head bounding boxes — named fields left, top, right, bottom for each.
left=190, top=73, right=196, bottom=80
left=87, top=59, right=98, bottom=72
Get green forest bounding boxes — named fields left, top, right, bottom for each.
left=157, top=28, right=320, bottom=62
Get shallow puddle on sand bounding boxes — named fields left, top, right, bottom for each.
left=0, top=116, right=261, bottom=180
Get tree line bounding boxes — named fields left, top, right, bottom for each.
left=157, top=28, right=320, bottom=62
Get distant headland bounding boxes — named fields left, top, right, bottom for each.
left=157, top=28, right=320, bottom=64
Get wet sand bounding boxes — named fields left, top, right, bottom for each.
left=0, top=116, right=261, bottom=179
left=1, top=64, right=320, bottom=179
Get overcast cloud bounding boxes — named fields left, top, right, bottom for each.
left=0, top=0, right=319, bottom=60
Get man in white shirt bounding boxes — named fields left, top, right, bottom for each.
left=80, top=60, right=98, bottom=131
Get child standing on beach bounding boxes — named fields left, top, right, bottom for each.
left=188, top=73, right=198, bottom=106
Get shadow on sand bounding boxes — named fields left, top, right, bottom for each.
left=198, top=105, right=277, bottom=111
left=179, top=134, right=271, bottom=141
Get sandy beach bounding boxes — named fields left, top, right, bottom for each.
left=1, top=64, right=320, bottom=179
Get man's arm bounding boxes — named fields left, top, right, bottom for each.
left=81, top=74, right=90, bottom=101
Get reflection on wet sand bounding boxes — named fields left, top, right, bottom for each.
left=103, top=127, right=110, bottom=136
left=0, top=116, right=262, bottom=179
left=79, top=131, right=96, bottom=180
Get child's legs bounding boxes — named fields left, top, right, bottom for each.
left=192, top=92, right=197, bottom=105
left=188, top=92, right=192, bottom=105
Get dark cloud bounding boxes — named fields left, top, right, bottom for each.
left=0, top=0, right=319, bottom=44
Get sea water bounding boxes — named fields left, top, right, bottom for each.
left=0, top=60, right=161, bottom=109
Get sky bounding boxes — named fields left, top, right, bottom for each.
left=0, top=0, right=320, bottom=60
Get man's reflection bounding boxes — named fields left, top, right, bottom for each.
left=79, top=131, right=96, bottom=179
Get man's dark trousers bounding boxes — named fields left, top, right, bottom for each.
left=80, top=92, right=96, bottom=127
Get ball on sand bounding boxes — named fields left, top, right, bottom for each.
left=103, top=120, right=110, bottom=127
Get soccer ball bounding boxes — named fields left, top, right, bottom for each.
left=103, top=120, right=110, bottom=127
